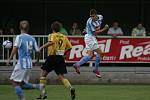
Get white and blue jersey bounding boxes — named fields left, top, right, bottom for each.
left=84, top=15, right=103, bottom=50
left=14, top=33, right=39, bottom=69
left=86, top=15, right=103, bottom=35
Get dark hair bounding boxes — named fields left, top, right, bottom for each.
left=51, top=21, right=61, bottom=32
left=90, top=9, right=97, bottom=15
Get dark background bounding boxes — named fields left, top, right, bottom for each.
left=0, top=0, right=150, bottom=35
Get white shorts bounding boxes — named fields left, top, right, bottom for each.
left=10, top=64, right=31, bottom=83
left=84, top=34, right=99, bottom=51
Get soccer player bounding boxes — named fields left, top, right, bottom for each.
left=36, top=21, right=75, bottom=100
left=6, top=20, right=41, bottom=100
left=73, top=9, right=109, bottom=78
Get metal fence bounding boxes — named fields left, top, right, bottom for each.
left=0, top=35, right=49, bottom=65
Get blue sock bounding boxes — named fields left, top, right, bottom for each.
left=22, top=83, right=40, bottom=90
left=22, top=83, right=33, bottom=89
left=94, top=54, right=101, bottom=70
left=15, top=86, right=24, bottom=100
left=77, top=55, right=92, bottom=66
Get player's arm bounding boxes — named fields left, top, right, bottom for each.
left=94, top=24, right=109, bottom=34
left=93, top=15, right=109, bottom=34
left=32, top=38, right=41, bottom=63
left=6, top=36, right=19, bottom=65
left=7, top=47, right=18, bottom=62
left=39, top=34, right=54, bottom=51
left=39, top=41, right=54, bottom=51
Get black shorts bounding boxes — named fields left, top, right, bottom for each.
left=41, top=55, right=67, bottom=75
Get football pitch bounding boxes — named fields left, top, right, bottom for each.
left=0, top=85, right=150, bottom=100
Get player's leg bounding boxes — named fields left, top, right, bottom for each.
left=73, top=34, right=95, bottom=74
left=37, top=56, right=53, bottom=99
left=21, top=69, right=41, bottom=90
left=55, top=56, right=75, bottom=100
left=75, top=50, right=93, bottom=66
left=93, top=48, right=103, bottom=78
left=95, top=54, right=101, bottom=71
left=10, top=69, right=26, bottom=100
left=21, top=82, right=41, bottom=90
left=36, top=70, right=48, bottom=99
left=55, top=56, right=71, bottom=89
left=58, top=74, right=72, bottom=89
left=58, top=74, right=75, bottom=100
left=12, top=81, right=25, bottom=100
left=10, top=65, right=27, bottom=100
left=73, top=50, right=94, bottom=74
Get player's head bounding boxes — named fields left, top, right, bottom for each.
left=90, top=9, right=97, bottom=21
left=20, top=20, right=29, bottom=33
left=51, top=21, right=61, bottom=32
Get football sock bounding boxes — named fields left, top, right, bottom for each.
left=76, top=55, right=92, bottom=66
left=40, top=77, right=47, bottom=86
left=39, top=77, right=46, bottom=96
left=94, top=54, right=101, bottom=70
left=62, top=78, right=72, bottom=89
left=15, top=86, right=24, bottom=100
left=22, top=83, right=33, bottom=89
left=22, top=82, right=40, bottom=90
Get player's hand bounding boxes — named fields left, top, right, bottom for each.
left=38, top=47, right=42, bottom=52
left=104, top=24, right=109, bottom=29
left=6, top=59, right=10, bottom=66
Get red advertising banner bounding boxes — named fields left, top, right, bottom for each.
left=66, top=36, right=150, bottom=63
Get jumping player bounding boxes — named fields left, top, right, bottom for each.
left=73, top=9, right=109, bottom=78
left=6, top=20, right=41, bottom=100
left=37, top=21, right=75, bottom=100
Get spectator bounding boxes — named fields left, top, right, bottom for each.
left=0, top=28, right=4, bottom=35
left=107, top=21, right=123, bottom=37
left=60, top=23, right=68, bottom=35
left=131, top=23, right=146, bottom=37
left=6, top=27, right=16, bottom=35
left=9, top=27, right=16, bottom=35
left=69, top=22, right=82, bottom=35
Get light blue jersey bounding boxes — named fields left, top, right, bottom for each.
left=14, top=33, right=39, bottom=69
left=86, top=15, right=103, bottom=35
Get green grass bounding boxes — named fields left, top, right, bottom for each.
left=0, top=85, right=150, bottom=100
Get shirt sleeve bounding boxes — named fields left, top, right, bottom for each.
left=14, top=35, right=20, bottom=47
left=97, top=15, right=103, bottom=21
left=48, top=34, right=55, bottom=42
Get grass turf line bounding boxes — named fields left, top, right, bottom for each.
left=0, top=85, right=150, bottom=100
